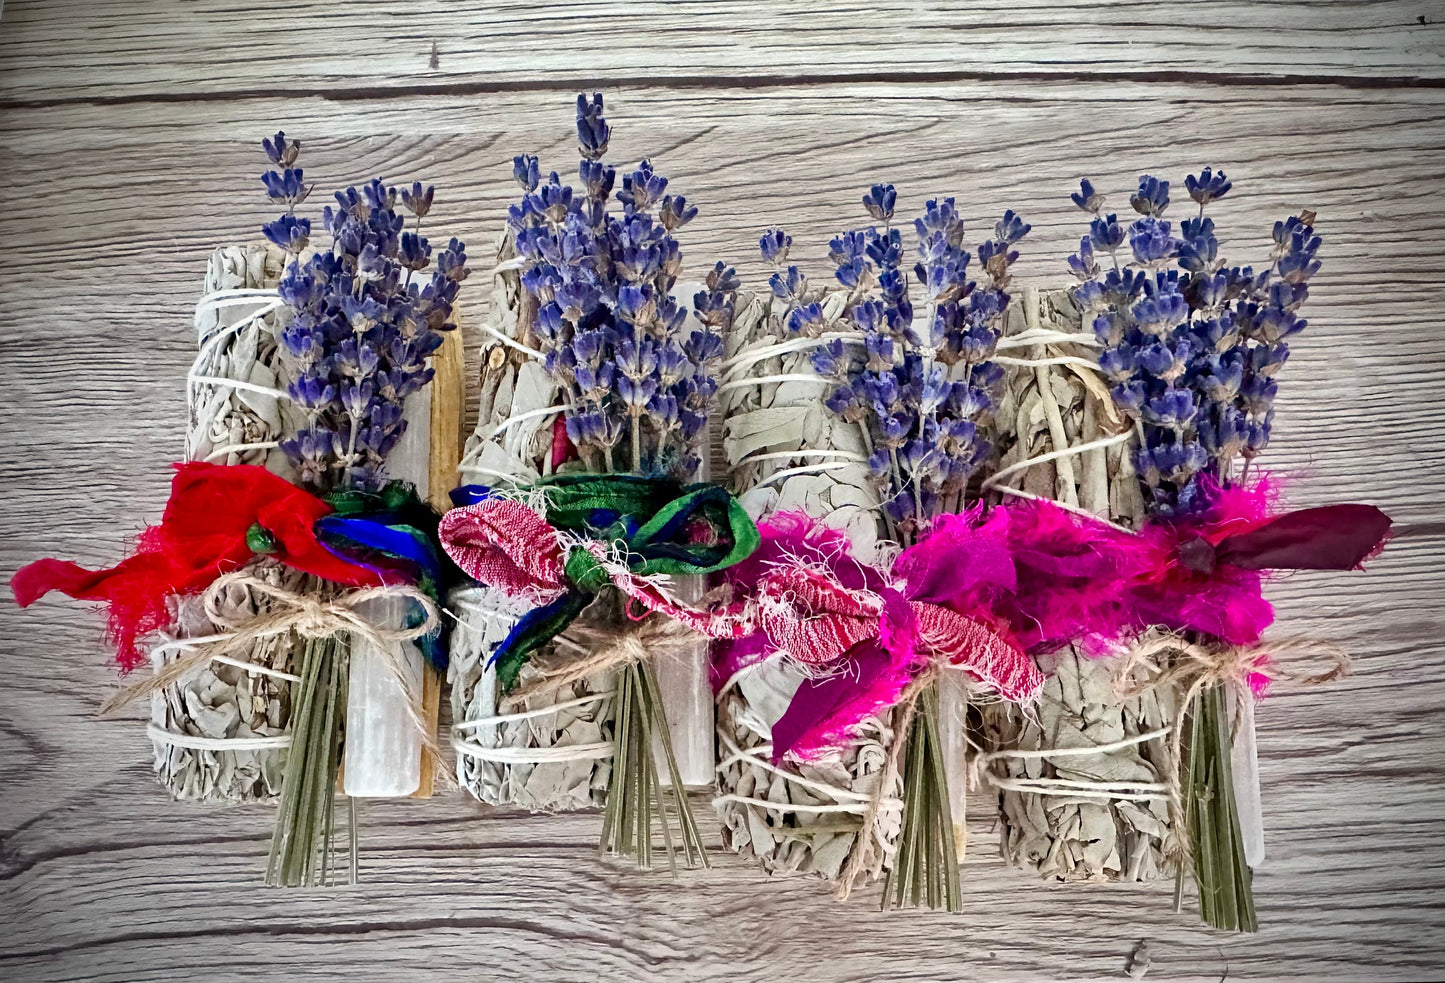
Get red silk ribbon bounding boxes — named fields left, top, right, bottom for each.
left=10, top=463, right=383, bottom=669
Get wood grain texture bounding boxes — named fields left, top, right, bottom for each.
left=2, top=0, right=1445, bottom=105
left=1, top=4, right=1444, bottom=981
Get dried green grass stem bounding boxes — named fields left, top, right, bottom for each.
left=266, top=633, right=350, bottom=887
left=1181, top=681, right=1257, bottom=932
left=599, top=658, right=708, bottom=872
left=885, top=683, right=961, bottom=911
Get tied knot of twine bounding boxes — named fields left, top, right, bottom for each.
left=1114, top=631, right=1350, bottom=870
left=200, top=570, right=440, bottom=650
left=101, top=569, right=440, bottom=717
left=506, top=589, right=725, bottom=705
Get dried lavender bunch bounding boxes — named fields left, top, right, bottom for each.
left=741, top=189, right=1031, bottom=910
left=764, top=187, right=1030, bottom=541
left=261, top=131, right=470, bottom=492
left=479, top=94, right=734, bottom=868
left=507, top=93, right=732, bottom=480
left=1070, top=170, right=1320, bottom=514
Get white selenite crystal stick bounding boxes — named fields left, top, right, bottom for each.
left=342, top=386, right=431, bottom=798
left=1230, top=685, right=1266, bottom=867
left=648, top=286, right=716, bottom=788
left=653, top=572, right=715, bottom=787
left=936, top=669, right=971, bottom=857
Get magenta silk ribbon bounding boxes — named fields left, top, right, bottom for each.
left=716, top=511, right=1046, bottom=760
left=714, top=485, right=1391, bottom=761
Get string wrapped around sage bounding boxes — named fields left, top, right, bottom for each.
left=714, top=283, right=897, bottom=889
left=138, top=243, right=301, bottom=802
left=978, top=285, right=1178, bottom=883
left=441, top=93, right=757, bottom=868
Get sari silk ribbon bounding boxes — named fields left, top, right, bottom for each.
left=716, top=511, right=1048, bottom=762
left=714, top=482, right=1392, bottom=761
left=1126, top=481, right=1392, bottom=645
left=440, top=473, right=761, bottom=690
left=11, top=463, right=448, bottom=670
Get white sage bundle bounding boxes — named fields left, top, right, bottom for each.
left=448, top=233, right=614, bottom=810
left=448, top=232, right=719, bottom=809
left=149, top=562, right=299, bottom=801
left=714, top=287, right=902, bottom=891
left=144, top=244, right=307, bottom=802
left=980, top=286, right=1178, bottom=881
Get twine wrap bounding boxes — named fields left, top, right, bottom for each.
left=110, top=571, right=440, bottom=749
left=977, top=630, right=1350, bottom=877
left=452, top=610, right=706, bottom=769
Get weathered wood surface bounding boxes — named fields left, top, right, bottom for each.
left=3, top=0, right=1445, bottom=104
left=2, top=4, right=1444, bottom=981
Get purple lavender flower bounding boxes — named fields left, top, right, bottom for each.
left=773, top=185, right=1030, bottom=538
left=1185, top=167, right=1231, bottom=207
left=576, top=93, right=610, bottom=160
left=505, top=95, right=731, bottom=479
left=1130, top=176, right=1171, bottom=217
left=759, top=229, right=792, bottom=265
left=862, top=183, right=897, bottom=224
left=1070, top=179, right=1104, bottom=214
left=1072, top=172, right=1322, bottom=513
left=262, top=134, right=467, bottom=491
left=1129, top=217, right=1179, bottom=267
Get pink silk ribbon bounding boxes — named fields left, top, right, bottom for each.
left=438, top=497, right=748, bottom=638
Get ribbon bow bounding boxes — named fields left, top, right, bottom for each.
left=718, top=512, right=1045, bottom=761
left=440, top=473, right=760, bottom=690
left=11, top=463, right=448, bottom=670
left=1129, top=482, right=1393, bottom=645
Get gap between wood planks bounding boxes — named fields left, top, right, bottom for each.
left=2, top=65, right=1444, bottom=113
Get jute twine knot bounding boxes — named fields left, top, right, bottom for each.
left=101, top=568, right=440, bottom=718
left=1111, top=630, right=1350, bottom=870
left=506, top=589, right=727, bottom=705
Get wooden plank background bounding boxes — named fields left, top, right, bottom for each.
left=2, top=3, right=1444, bottom=980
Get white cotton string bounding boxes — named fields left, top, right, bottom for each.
left=735, top=448, right=869, bottom=468
left=193, top=289, right=284, bottom=339
left=189, top=374, right=291, bottom=402
left=753, top=460, right=859, bottom=487
left=717, top=373, right=831, bottom=395
left=974, top=726, right=1174, bottom=802
left=711, top=794, right=888, bottom=815
left=720, top=331, right=865, bottom=378
left=147, top=725, right=294, bottom=752
left=453, top=690, right=617, bottom=730
left=715, top=730, right=874, bottom=803
left=981, top=430, right=1133, bottom=490
left=189, top=290, right=287, bottom=406
left=461, top=403, right=571, bottom=453
left=452, top=739, right=614, bottom=764
left=150, top=635, right=303, bottom=683
left=993, top=354, right=1103, bottom=371
left=204, top=441, right=281, bottom=462
left=991, top=485, right=1135, bottom=534
left=995, top=329, right=1100, bottom=350
left=479, top=320, right=547, bottom=360
left=984, top=779, right=1167, bottom=802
